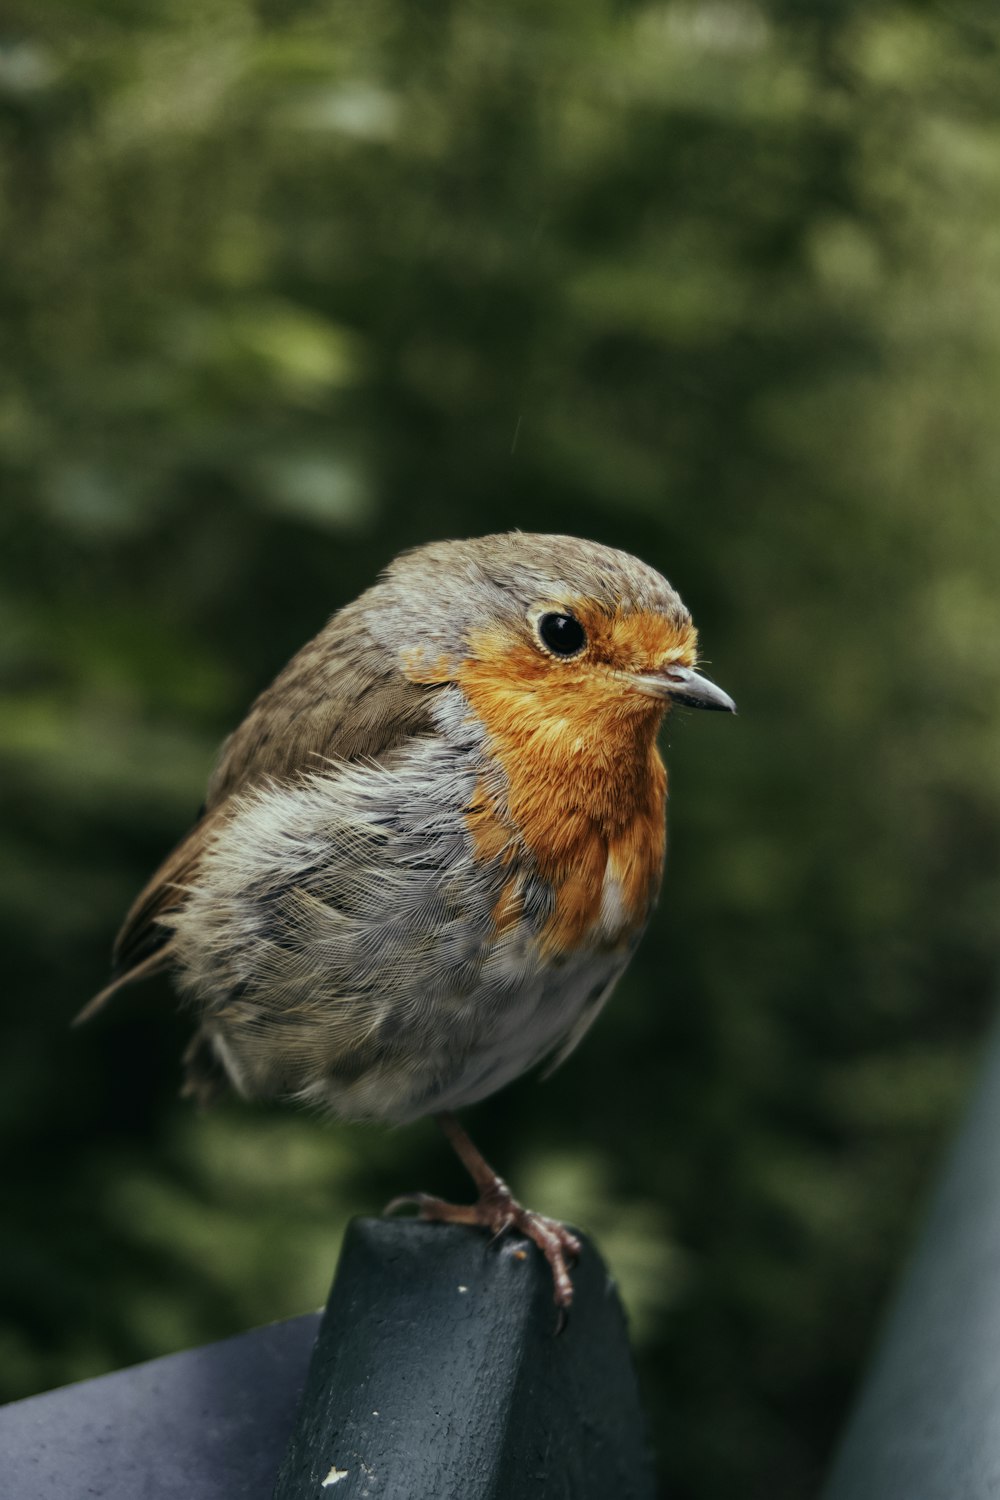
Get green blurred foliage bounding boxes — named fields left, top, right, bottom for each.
left=3, top=1, right=1000, bottom=1495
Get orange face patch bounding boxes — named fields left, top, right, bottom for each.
left=571, top=602, right=698, bottom=681
left=455, top=603, right=693, bottom=954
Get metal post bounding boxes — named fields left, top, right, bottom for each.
left=823, top=1022, right=1000, bottom=1499
left=273, top=1218, right=656, bottom=1500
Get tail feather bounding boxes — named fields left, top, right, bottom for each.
left=76, top=812, right=211, bottom=1029
left=73, top=945, right=175, bottom=1027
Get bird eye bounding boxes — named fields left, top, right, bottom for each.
left=536, top=612, right=587, bottom=658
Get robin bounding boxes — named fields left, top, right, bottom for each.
left=79, top=532, right=734, bottom=1308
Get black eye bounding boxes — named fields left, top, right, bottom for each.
left=537, top=612, right=586, bottom=657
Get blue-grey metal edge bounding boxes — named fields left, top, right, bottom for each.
left=823, top=1021, right=1000, bottom=1500
left=0, top=1219, right=655, bottom=1499
left=0, top=1312, right=321, bottom=1499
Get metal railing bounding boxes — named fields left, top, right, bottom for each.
left=0, top=1219, right=655, bottom=1500
left=10, top=1025, right=1000, bottom=1499
left=823, top=1022, right=1000, bottom=1500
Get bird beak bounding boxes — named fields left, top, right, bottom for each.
left=628, top=664, right=737, bottom=713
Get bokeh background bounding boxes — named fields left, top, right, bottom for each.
left=3, top=1, right=1000, bottom=1495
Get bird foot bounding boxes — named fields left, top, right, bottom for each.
left=386, top=1181, right=581, bottom=1310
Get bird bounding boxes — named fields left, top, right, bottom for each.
left=79, top=532, right=734, bottom=1308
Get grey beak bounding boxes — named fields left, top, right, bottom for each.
left=662, top=665, right=736, bottom=713
left=628, top=663, right=736, bottom=712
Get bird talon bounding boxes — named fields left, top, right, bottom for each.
left=488, top=1218, right=513, bottom=1247
left=383, top=1191, right=423, bottom=1216
left=381, top=1168, right=581, bottom=1312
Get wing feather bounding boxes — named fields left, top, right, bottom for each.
left=79, top=605, right=434, bottom=1021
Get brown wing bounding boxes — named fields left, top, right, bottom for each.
left=202, top=600, right=432, bottom=808
left=77, top=602, right=435, bottom=1023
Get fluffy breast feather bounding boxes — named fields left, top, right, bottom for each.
left=161, top=694, right=598, bottom=1120
left=163, top=671, right=663, bottom=1122
left=455, top=639, right=668, bottom=955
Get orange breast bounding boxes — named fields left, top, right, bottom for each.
left=457, top=637, right=668, bottom=955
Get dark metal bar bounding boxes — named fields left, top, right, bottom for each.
left=273, top=1218, right=656, bottom=1500
left=0, top=1312, right=321, bottom=1499
left=823, top=1022, right=1000, bottom=1500
left=0, top=1219, right=654, bottom=1498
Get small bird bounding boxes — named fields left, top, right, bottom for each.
left=80, top=532, right=734, bottom=1307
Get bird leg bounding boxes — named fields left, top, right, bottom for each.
left=386, top=1111, right=582, bottom=1310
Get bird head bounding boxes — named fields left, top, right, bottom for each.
left=364, top=532, right=735, bottom=728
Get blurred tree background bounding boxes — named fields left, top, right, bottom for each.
left=2, top=0, right=1000, bottom=1494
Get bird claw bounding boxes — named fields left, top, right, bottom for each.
left=384, top=1182, right=581, bottom=1311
